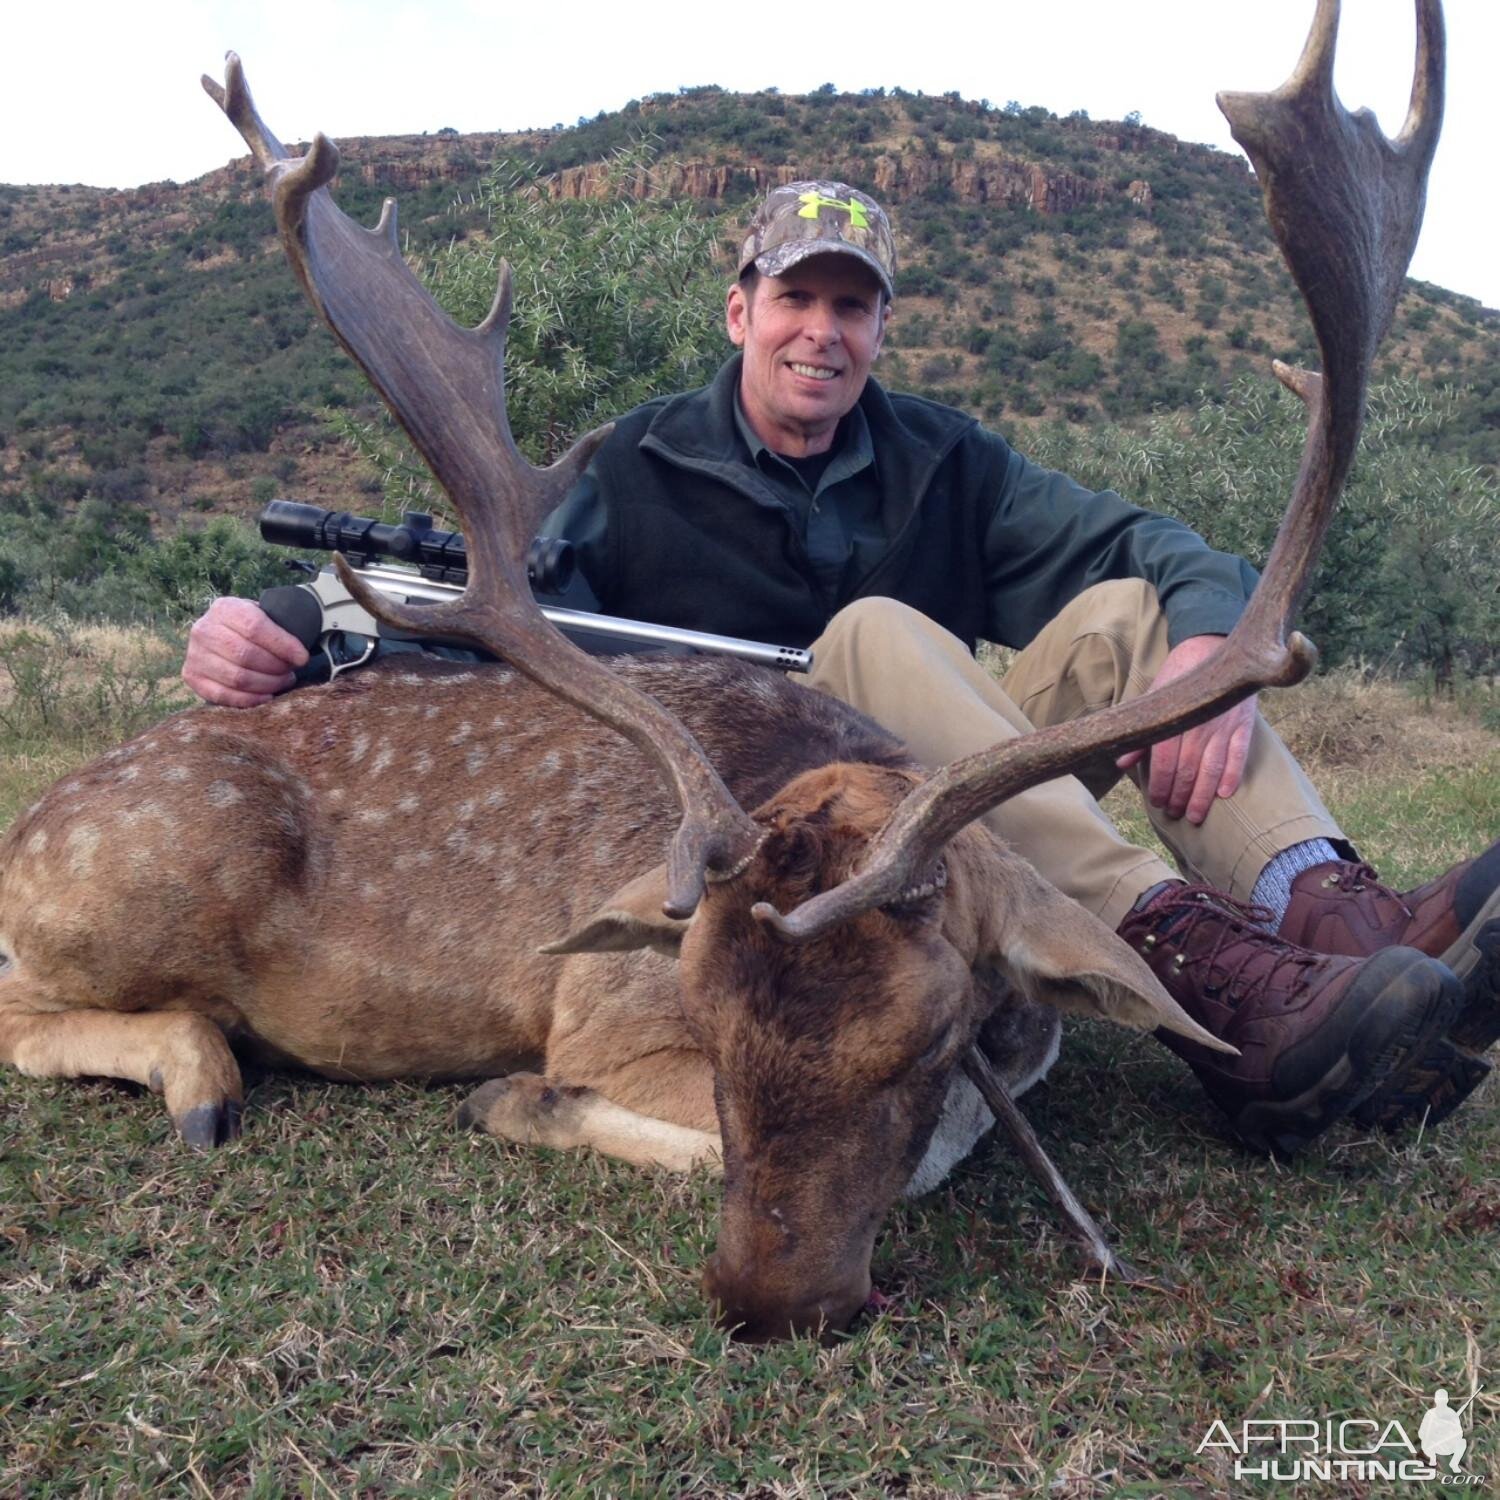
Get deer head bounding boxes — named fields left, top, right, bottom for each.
left=206, top=0, right=1443, bottom=1338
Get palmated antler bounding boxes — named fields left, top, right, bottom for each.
left=757, top=0, right=1445, bottom=941
left=204, top=54, right=761, bottom=916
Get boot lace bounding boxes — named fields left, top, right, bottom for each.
left=1323, top=861, right=1412, bottom=915
left=1139, top=884, right=1319, bottom=1002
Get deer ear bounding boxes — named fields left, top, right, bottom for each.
left=981, top=863, right=1234, bottom=1054
left=540, top=865, right=690, bottom=957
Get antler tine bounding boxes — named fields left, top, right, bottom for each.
left=756, top=0, right=1445, bottom=943
left=207, top=58, right=762, bottom=917
left=202, top=52, right=289, bottom=171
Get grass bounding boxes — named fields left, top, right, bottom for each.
left=2, top=647, right=1497, bottom=1496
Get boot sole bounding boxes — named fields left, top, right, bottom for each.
left=1231, top=948, right=1462, bottom=1158
left=1354, top=917, right=1500, bottom=1132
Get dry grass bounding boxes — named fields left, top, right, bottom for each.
left=0, top=616, right=184, bottom=703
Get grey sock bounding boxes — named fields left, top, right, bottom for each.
left=1251, top=838, right=1342, bottom=926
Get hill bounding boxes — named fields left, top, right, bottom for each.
left=1, top=85, right=1495, bottom=536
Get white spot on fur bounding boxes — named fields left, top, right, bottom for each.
left=371, top=743, right=394, bottom=774
left=483, top=787, right=506, bottom=808
left=359, top=881, right=380, bottom=900
left=115, top=765, right=140, bottom=784
left=162, top=766, right=189, bottom=783
left=423, top=706, right=440, bottom=721
left=396, top=672, right=423, bottom=686
left=489, top=714, right=509, bottom=731
left=456, top=800, right=476, bottom=821
left=465, top=747, right=488, bottom=775
left=357, top=808, right=384, bottom=825
left=412, top=752, right=433, bottom=775
left=206, top=782, right=243, bottom=809
left=66, top=824, right=101, bottom=878
left=448, top=722, right=473, bottom=745
left=271, top=700, right=293, bottom=717
left=350, top=732, right=370, bottom=764
left=397, top=794, right=419, bottom=815
left=25, top=830, right=47, bottom=855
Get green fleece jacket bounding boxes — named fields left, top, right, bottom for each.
left=548, top=355, right=1258, bottom=653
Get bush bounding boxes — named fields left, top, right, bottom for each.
left=340, top=141, right=732, bottom=516
left=1022, top=376, right=1498, bottom=678
left=0, top=621, right=185, bottom=747
left=126, top=518, right=289, bottom=624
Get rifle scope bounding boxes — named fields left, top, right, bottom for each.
left=259, top=499, right=575, bottom=595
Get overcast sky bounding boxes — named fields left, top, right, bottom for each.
left=5, top=0, right=1494, bottom=307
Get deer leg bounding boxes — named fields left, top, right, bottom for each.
left=0, top=988, right=244, bottom=1147
left=458, top=1073, right=722, bottom=1174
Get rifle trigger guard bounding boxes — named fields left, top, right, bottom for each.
left=327, top=634, right=378, bottom=681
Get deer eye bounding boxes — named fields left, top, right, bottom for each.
left=916, top=1020, right=957, bottom=1068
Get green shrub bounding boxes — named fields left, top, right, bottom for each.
left=126, top=518, right=289, bottom=623
left=1023, top=376, right=1498, bottom=678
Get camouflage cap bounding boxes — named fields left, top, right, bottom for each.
left=738, top=181, right=896, bottom=299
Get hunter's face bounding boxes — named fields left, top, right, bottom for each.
left=726, top=257, right=888, bottom=457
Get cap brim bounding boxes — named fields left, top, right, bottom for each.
left=753, top=239, right=894, bottom=300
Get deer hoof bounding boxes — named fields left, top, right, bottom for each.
left=458, top=1078, right=509, bottom=1132
left=458, top=1074, right=588, bottom=1148
left=175, top=1098, right=243, bottom=1149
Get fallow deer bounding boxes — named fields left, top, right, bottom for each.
left=0, top=0, right=1444, bottom=1340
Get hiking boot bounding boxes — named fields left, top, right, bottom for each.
left=1279, top=842, right=1500, bottom=1130
left=1119, top=884, right=1461, bottom=1157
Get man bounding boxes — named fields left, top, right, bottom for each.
left=183, top=181, right=1499, bottom=1156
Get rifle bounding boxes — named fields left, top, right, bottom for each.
left=257, top=501, right=814, bottom=682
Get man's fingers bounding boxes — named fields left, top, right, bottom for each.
left=1164, top=727, right=1209, bottom=820
left=183, top=680, right=283, bottom=709
left=182, top=597, right=310, bottom=707
left=197, top=597, right=309, bottom=669
left=1184, top=732, right=1230, bottom=824
left=190, top=655, right=299, bottom=697
left=1216, top=708, right=1256, bottom=802
left=1147, top=735, right=1181, bottom=810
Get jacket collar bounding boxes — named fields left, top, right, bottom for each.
left=639, top=354, right=977, bottom=534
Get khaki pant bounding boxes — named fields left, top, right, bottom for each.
left=804, top=583, right=1343, bottom=930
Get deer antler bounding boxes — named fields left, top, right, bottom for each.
left=757, top=0, right=1445, bottom=941
left=204, top=54, right=762, bottom=916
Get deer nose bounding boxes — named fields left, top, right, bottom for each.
left=702, top=1253, right=871, bottom=1343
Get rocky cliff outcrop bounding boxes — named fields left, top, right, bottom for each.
left=545, top=149, right=1144, bottom=216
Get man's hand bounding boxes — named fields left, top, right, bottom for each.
left=1115, top=634, right=1256, bottom=825
left=182, top=597, right=309, bottom=707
